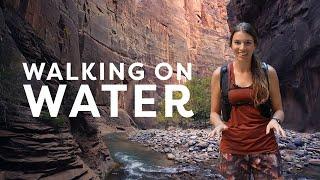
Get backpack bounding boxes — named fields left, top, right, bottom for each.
left=220, top=62, right=273, bottom=121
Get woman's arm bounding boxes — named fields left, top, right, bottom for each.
left=268, top=65, right=284, bottom=122
left=209, top=67, right=228, bottom=137
left=266, top=65, right=286, bottom=137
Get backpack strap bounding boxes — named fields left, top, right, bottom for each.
left=220, top=65, right=228, bottom=97
left=220, top=64, right=231, bottom=121
left=258, top=62, right=274, bottom=118
left=261, top=62, right=269, bottom=89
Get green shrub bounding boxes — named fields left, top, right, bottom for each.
left=157, top=77, right=211, bottom=128
left=40, top=111, right=65, bottom=130
left=185, top=77, right=211, bottom=127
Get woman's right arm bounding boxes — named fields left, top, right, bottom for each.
left=209, top=67, right=228, bottom=137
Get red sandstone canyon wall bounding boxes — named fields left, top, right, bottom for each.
left=0, top=0, right=231, bottom=178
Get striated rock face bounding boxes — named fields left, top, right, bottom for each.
left=227, top=0, right=320, bottom=132
left=0, top=104, right=98, bottom=179
left=73, top=0, right=232, bottom=127
left=0, top=3, right=114, bottom=179
left=0, top=0, right=232, bottom=178
left=12, top=0, right=232, bottom=128
left=1, top=1, right=318, bottom=179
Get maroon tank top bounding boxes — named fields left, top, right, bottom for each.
left=220, top=63, right=278, bottom=154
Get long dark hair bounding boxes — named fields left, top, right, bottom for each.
left=229, top=22, right=269, bottom=106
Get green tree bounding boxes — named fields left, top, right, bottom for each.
left=185, top=77, right=211, bottom=127
left=157, top=77, right=211, bottom=128
left=157, top=91, right=186, bottom=128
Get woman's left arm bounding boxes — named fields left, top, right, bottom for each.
left=266, top=65, right=286, bottom=137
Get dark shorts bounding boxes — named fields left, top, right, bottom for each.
left=219, top=151, right=283, bottom=180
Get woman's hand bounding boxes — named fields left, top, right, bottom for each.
left=209, top=123, right=228, bottom=138
left=266, top=119, right=286, bottom=137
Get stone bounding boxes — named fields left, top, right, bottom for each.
left=190, top=135, right=198, bottom=140
left=283, top=155, right=294, bottom=162
left=196, top=132, right=203, bottom=137
left=188, top=140, right=197, bottom=146
left=286, top=142, right=297, bottom=150
left=313, top=132, right=320, bottom=138
left=167, top=153, right=175, bottom=160
left=188, top=147, right=195, bottom=152
left=164, top=147, right=171, bottom=153
left=293, top=138, right=304, bottom=147
left=197, top=141, right=209, bottom=149
left=295, top=150, right=306, bottom=156
left=308, top=159, right=320, bottom=166
left=278, top=142, right=286, bottom=149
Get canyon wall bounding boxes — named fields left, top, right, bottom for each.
left=8, top=0, right=232, bottom=128
left=0, top=0, right=231, bottom=178
left=2, top=0, right=319, bottom=179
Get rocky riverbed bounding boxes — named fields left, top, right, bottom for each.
left=129, top=128, right=320, bottom=179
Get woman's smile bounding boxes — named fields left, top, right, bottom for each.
left=238, top=52, right=248, bottom=56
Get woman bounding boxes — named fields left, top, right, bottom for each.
left=209, top=22, right=286, bottom=179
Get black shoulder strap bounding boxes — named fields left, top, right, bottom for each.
left=261, top=62, right=269, bottom=89
left=220, top=64, right=228, bottom=96
left=220, top=64, right=230, bottom=121
left=259, top=62, right=274, bottom=118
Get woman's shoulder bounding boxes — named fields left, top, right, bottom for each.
left=266, top=64, right=277, bottom=74
left=212, top=66, right=222, bottom=78
left=266, top=64, right=279, bottom=81
left=211, top=66, right=223, bottom=86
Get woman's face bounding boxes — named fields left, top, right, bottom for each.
left=231, top=31, right=256, bottom=61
